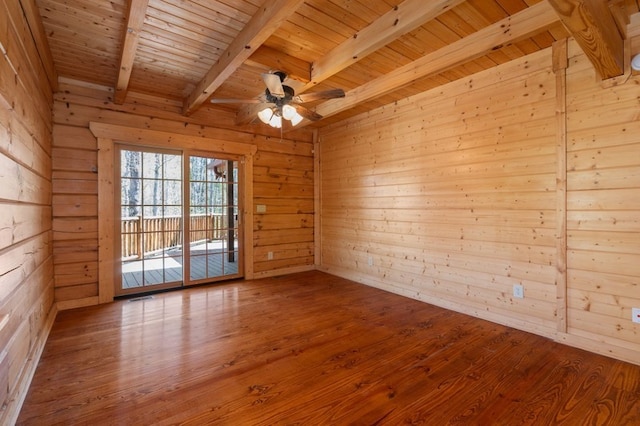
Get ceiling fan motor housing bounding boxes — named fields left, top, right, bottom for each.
left=265, top=85, right=295, bottom=106
left=273, top=71, right=287, bottom=82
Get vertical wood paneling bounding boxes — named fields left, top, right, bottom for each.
left=319, top=48, right=559, bottom=338
left=0, top=0, right=56, bottom=423
left=553, top=38, right=568, bottom=333
left=96, top=137, right=114, bottom=305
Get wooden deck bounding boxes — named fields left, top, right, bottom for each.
left=122, top=242, right=239, bottom=289
left=18, top=271, right=640, bottom=425
left=122, top=252, right=239, bottom=288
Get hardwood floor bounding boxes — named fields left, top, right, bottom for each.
left=18, top=271, right=640, bottom=425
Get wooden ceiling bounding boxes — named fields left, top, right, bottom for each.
left=34, top=0, right=639, bottom=128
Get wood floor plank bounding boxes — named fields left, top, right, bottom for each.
left=17, top=271, right=640, bottom=425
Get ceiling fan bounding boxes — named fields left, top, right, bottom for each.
left=210, top=71, right=345, bottom=127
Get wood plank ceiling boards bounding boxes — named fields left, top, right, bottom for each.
left=34, top=0, right=635, bottom=127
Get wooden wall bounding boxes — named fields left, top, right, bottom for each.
left=0, top=0, right=56, bottom=422
left=562, top=39, right=640, bottom=363
left=318, top=39, right=640, bottom=365
left=51, top=79, right=315, bottom=309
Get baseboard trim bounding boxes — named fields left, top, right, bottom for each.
left=252, top=264, right=315, bottom=279
left=57, top=296, right=100, bottom=311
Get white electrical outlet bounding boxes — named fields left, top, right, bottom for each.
left=632, top=308, right=640, bottom=324
left=513, top=284, right=524, bottom=299
left=256, top=204, right=266, bottom=213
left=367, top=256, right=373, bottom=266
left=267, top=251, right=273, bottom=260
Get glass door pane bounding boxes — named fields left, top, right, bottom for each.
left=118, top=148, right=183, bottom=294
left=188, top=156, right=240, bottom=283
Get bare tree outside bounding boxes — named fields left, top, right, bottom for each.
left=119, top=149, right=240, bottom=291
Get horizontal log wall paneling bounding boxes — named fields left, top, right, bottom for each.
left=0, top=0, right=56, bottom=423
left=51, top=124, right=99, bottom=307
left=319, top=38, right=640, bottom=365
left=319, top=47, right=559, bottom=336
left=253, top=147, right=315, bottom=275
left=52, top=79, right=315, bottom=307
left=562, top=36, right=640, bottom=363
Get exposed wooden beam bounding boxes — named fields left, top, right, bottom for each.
left=236, top=0, right=464, bottom=126
left=114, top=0, right=149, bottom=104
left=183, top=0, right=305, bottom=116
left=548, top=0, right=624, bottom=79
left=308, top=1, right=559, bottom=125
left=302, top=0, right=466, bottom=92
left=608, top=0, right=630, bottom=39
left=245, top=46, right=311, bottom=85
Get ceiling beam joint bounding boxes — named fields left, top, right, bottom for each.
left=183, top=0, right=305, bottom=116
left=548, top=0, right=625, bottom=79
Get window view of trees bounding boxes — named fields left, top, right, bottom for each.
left=120, top=150, right=237, bottom=257
left=121, top=150, right=183, bottom=219
left=119, top=150, right=240, bottom=288
left=189, top=157, right=232, bottom=216
left=120, top=151, right=236, bottom=220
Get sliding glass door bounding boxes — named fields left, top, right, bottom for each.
left=187, top=156, right=240, bottom=284
left=116, top=147, right=242, bottom=296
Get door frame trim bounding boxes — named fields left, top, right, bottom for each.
left=90, top=122, right=257, bottom=304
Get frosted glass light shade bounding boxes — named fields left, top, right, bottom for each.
left=290, top=111, right=304, bottom=126
left=632, top=54, right=640, bottom=71
left=269, top=114, right=282, bottom=128
left=258, top=108, right=273, bottom=124
left=258, top=105, right=303, bottom=127
left=282, top=104, right=297, bottom=120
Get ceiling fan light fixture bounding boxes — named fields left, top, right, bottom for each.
left=211, top=71, right=343, bottom=127
left=282, top=104, right=297, bottom=120
left=290, top=111, right=304, bottom=126
left=257, top=104, right=303, bottom=128
left=258, top=107, right=274, bottom=124
left=269, top=114, right=282, bottom=128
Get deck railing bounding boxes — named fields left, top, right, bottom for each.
left=121, top=214, right=227, bottom=259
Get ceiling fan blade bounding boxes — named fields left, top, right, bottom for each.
left=262, top=73, right=285, bottom=97
left=294, top=104, right=322, bottom=121
left=210, top=98, right=266, bottom=104
left=294, top=88, right=345, bottom=103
